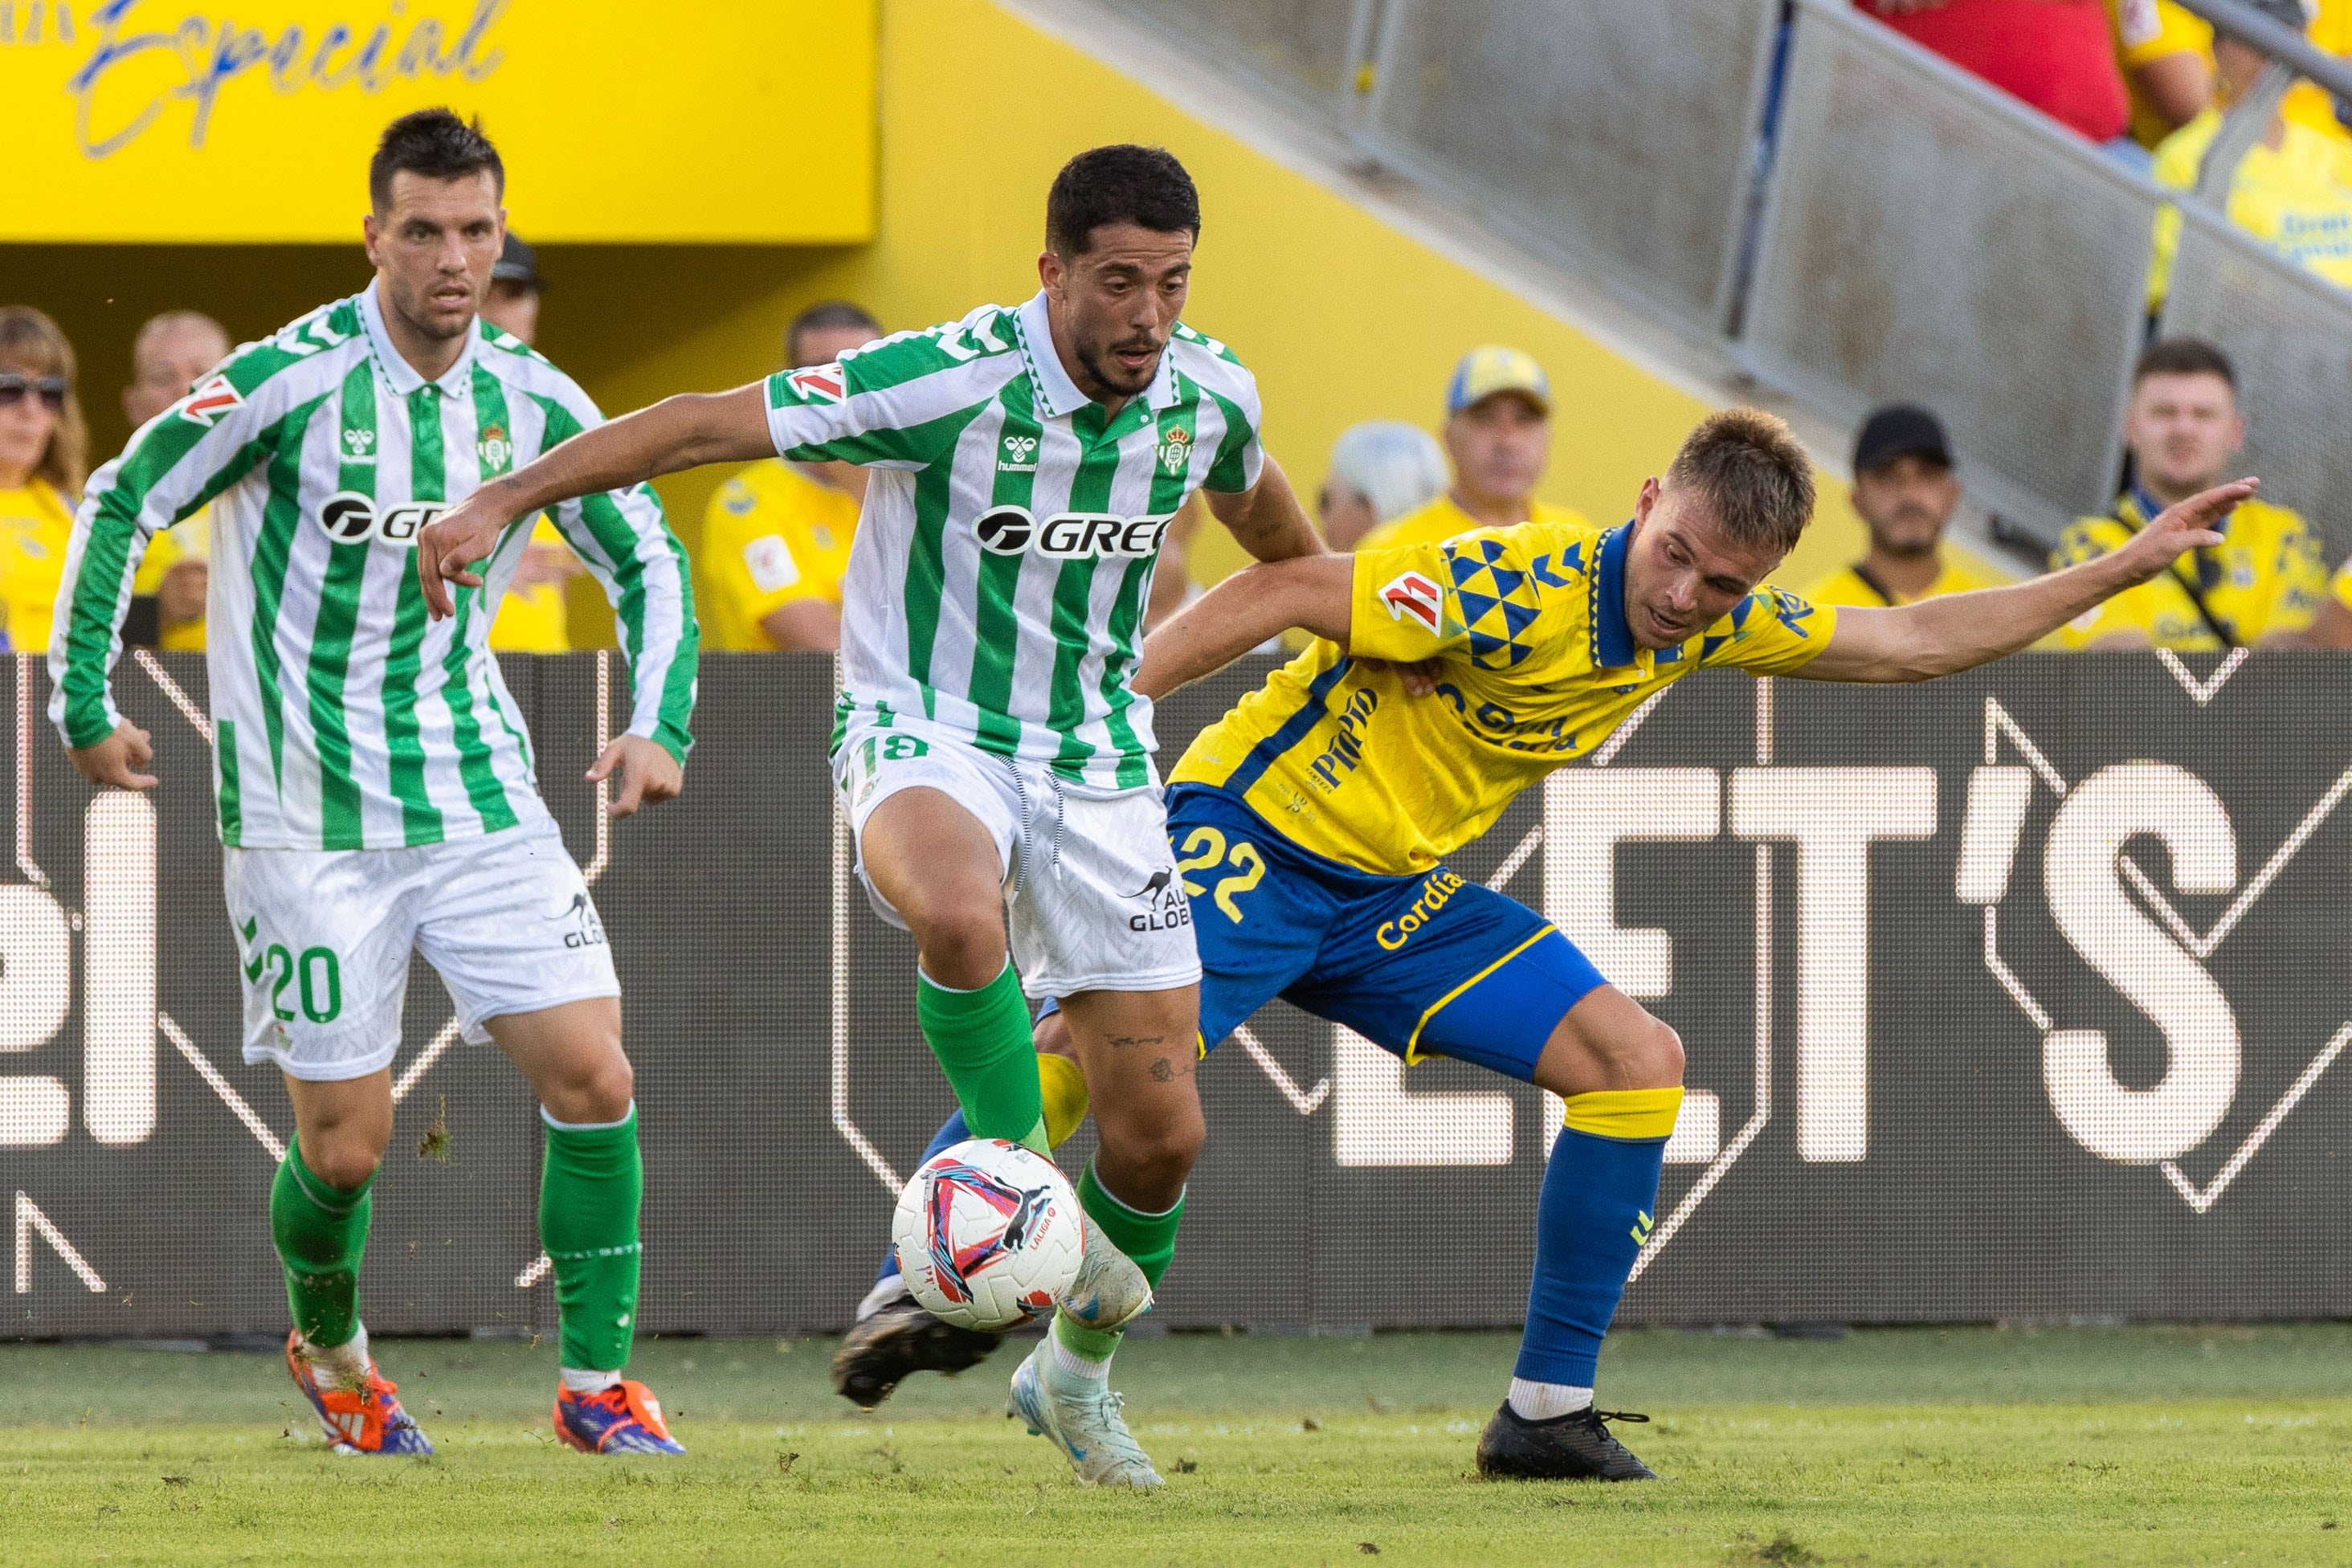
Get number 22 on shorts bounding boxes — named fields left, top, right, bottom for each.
left=1174, top=827, right=1264, bottom=922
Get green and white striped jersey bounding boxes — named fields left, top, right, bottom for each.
left=50, top=282, right=698, bottom=851
left=772, top=291, right=1264, bottom=792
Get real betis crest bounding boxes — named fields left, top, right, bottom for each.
left=1155, top=425, right=1192, bottom=477
left=477, top=422, right=512, bottom=473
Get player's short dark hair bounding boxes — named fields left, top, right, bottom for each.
left=2134, top=337, right=2236, bottom=390
left=370, top=108, right=504, bottom=211
left=1044, top=145, right=1201, bottom=257
left=786, top=300, right=884, bottom=368
left=1664, top=407, right=1816, bottom=555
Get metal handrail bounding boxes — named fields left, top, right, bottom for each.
left=2171, top=0, right=2352, bottom=104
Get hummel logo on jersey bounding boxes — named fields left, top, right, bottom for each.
left=179, top=375, right=243, bottom=427
left=1002, top=435, right=1038, bottom=461
left=974, top=506, right=1170, bottom=561
left=786, top=363, right=846, bottom=405
left=318, top=492, right=445, bottom=547
left=342, top=428, right=375, bottom=458
left=1379, top=570, right=1444, bottom=633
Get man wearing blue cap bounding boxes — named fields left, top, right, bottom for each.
left=1362, top=346, right=1590, bottom=552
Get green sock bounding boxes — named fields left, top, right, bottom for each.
left=541, top=1104, right=643, bottom=1373
left=1053, top=1160, right=1185, bottom=1366
left=916, top=962, right=1047, bottom=1154
left=271, top=1137, right=374, bottom=1349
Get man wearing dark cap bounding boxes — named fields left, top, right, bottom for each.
left=1804, top=404, right=2006, bottom=608
left=483, top=231, right=544, bottom=345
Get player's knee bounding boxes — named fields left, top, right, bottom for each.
left=1626, top=1016, right=1684, bottom=1089
left=538, top=1049, right=634, bottom=1126
left=1110, top=1108, right=1205, bottom=1196
left=912, top=909, right=1008, bottom=990
left=302, top=1134, right=384, bottom=1193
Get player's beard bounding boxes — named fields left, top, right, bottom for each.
left=1076, top=334, right=1163, bottom=399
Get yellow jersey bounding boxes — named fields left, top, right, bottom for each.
left=1171, top=518, right=1837, bottom=876
left=133, top=507, right=210, bottom=652
left=1803, top=549, right=2009, bottom=608
left=2053, top=488, right=2326, bottom=649
left=1358, top=493, right=1593, bottom=555
left=2150, top=111, right=2352, bottom=302
left=699, top=459, right=860, bottom=651
left=2113, top=0, right=2211, bottom=149
left=487, top=519, right=573, bottom=654
left=0, top=481, right=74, bottom=655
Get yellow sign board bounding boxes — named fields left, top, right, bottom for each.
left=0, top=0, right=876, bottom=243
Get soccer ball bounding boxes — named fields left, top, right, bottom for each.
left=892, top=1138, right=1084, bottom=1331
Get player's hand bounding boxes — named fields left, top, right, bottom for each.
left=1357, top=657, right=1442, bottom=696
left=67, top=722, right=157, bottom=790
left=415, top=491, right=517, bottom=621
left=2110, top=479, right=2252, bottom=585
left=587, top=734, right=682, bottom=819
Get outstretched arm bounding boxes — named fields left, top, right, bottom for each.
left=417, top=384, right=772, bottom=617
left=1133, top=555, right=1353, bottom=699
left=1202, top=455, right=1325, bottom=564
left=1795, top=480, right=2252, bottom=683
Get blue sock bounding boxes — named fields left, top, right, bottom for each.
left=876, top=1108, right=971, bottom=1284
left=1514, top=1090, right=1680, bottom=1390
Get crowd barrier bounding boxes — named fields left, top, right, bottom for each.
left=6, top=651, right=2346, bottom=1337
left=1089, top=0, right=2352, bottom=561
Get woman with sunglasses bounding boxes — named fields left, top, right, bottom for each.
left=0, top=307, right=88, bottom=655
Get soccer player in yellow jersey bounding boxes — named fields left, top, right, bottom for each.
left=2054, top=339, right=2324, bottom=650
left=839, top=406, right=2254, bottom=1479
left=1137, top=409, right=2244, bottom=1481
left=1359, top=345, right=1590, bottom=553
left=1804, top=404, right=2008, bottom=609
left=698, top=302, right=880, bottom=651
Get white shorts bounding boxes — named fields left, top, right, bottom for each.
left=834, top=717, right=1200, bottom=998
left=223, top=822, right=621, bottom=1082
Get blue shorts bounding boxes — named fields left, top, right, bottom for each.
left=1170, top=784, right=1606, bottom=1082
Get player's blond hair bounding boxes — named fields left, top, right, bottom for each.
left=1663, top=407, right=1815, bottom=555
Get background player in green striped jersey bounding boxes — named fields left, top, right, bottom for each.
left=421, top=146, right=1325, bottom=1485
left=51, top=111, right=700, bottom=1458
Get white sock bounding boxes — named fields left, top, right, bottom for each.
left=855, top=1273, right=909, bottom=1321
left=1508, top=1377, right=1594, bottom=1421
left=1048, top=1335, right=1111, bottom=1386
left=561, top=1366, right=623, bottom=1394
left=298, top=1325, right=370, bottom=1380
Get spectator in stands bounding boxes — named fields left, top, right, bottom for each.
left=1317, top=421, right=1448, bottom=551
left=2114, top=0, right=2214, bottom=148
left=0, top=308, right=87, bottom=655
left=476, top=237, right=587, bottom=654
left=2054, top=338, right=2322, bottom=648
left=1861, top=0, right=2141, bottom=162
left=120, top=310, right=231, bottom=652
left=1362, top=347, right=1588, bottom=553
left=1804, top=404, right=2007, bottom=606
left=2148, top=0, right=2352, bottom=299
left=700, top=300, right=882, bottom=651
left=482, top=233, right=544, bottom=345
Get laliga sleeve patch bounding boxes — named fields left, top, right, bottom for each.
left=179, top=374, right=244, bottom=427
left=743, top=533, right=802, bottom=593
left=1379, top=570, right=1445, bottom=633
left=785, top=364, right=846, bottom=406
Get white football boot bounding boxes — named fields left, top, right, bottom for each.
left=1056, top=1217, right=1154, bottom=1334
left=1008, top=1337, right=1163, bottom=1487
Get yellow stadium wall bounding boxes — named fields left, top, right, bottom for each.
left=8, top=0, right=1866, bottom=652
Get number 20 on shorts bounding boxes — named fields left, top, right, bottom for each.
left=1175, top=827, right=1264, bottom=922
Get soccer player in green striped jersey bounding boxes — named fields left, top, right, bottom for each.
left=422, top=145, right=1326, bottom=1485
left=51, top=111, right=699, bottom=1458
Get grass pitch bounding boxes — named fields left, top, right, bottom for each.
left=3, top=1324, right=2348, bottom=1566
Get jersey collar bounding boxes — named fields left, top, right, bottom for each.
left=358, top=280, right=483, bottom=400
left=1014, top=290, right=1182, bottom=423
left=1591, top=521, right=1642, bottom=672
